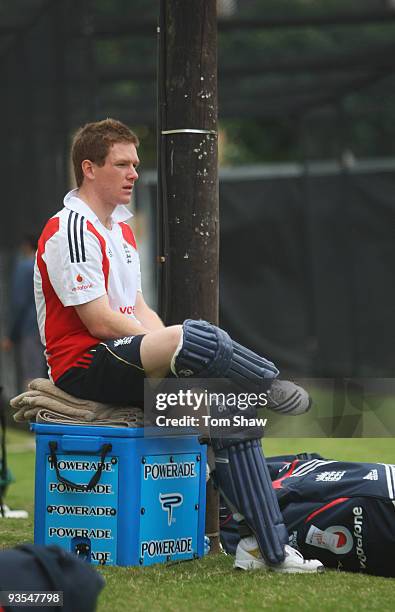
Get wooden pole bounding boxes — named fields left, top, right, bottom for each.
left=157, top=0, right=220, bottom=552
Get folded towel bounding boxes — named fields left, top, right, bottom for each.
left=10, top=378, right=144, bottom=428
left=35, top=408, right=143, bottom=428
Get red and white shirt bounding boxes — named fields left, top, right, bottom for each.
left=34, top=190, right=142, bottom=382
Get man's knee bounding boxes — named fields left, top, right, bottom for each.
left=140, top=325, right=182, bottom=376
left=165, top=324, right=183, bottom=355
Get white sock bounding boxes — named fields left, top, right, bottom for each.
left=170, top=328, right=184, bottom=375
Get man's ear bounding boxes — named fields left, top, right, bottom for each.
left=81, top=159, right=95, bottom=181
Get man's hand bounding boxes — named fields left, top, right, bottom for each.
left=74, top=295, right=148, bottom=339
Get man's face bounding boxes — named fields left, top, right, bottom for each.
left=92, top=142, right=140, bottom=206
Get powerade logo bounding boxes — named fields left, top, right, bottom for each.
left=143, top=462, right=196, bottom=480
left=48, top=527, right=111, bottom=539
left=141, top=538, right=193, bottom=558
left=159, top=493, right=183, bottom=526
left=48, top=459, right=113, bottom=472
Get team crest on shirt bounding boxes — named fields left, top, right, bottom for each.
left=315, top=471, right=346, bottom=482
left=122, top=243, right=132, bottom=264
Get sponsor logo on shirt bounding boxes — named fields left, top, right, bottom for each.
left=119, top=305, right=135, bottom=315
left=72, top=281, right=94, bottom=292
left=363, top=469, right=378, bottom=481
left=306, top=525, right=353, bottom=555
left=353, top=506, right=367, bottom=569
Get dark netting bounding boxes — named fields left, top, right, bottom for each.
left=219, top=166, right=395, bottom=378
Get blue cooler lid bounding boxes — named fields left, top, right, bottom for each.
left=31, top=423, right=145, bottom=437
left=30, top=423, right=199, bottom=439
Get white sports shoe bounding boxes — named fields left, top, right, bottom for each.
left=234, top=536, right=324, bottom=573
left=266, top=380, right=312, bottom=415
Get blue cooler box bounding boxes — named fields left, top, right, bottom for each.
left=31, top=424, right=207, bottom=567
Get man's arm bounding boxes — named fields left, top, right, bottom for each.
left=134, top=292, right=165, bottom=332
left=74, top=294, right=149, bottom=338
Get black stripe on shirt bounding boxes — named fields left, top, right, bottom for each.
left=79, top=215, right=86, bottom=262
left=67, top=210, right=87, bottom=263
left=73, top=212, right=80, bottom=262
left=67, top=211, right=75, bottom=263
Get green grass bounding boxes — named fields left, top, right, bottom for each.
left=0, top=429, right=394, bottom=612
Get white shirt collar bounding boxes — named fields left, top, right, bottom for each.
left=63, top=189, right=133, bottom=226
